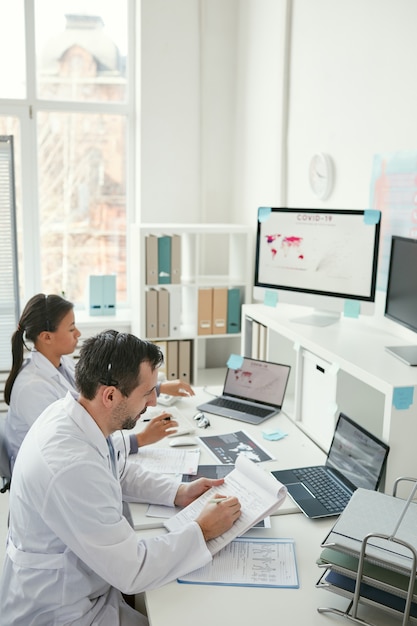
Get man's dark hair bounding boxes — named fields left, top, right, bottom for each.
left=75, top=330, right=163, bottom=399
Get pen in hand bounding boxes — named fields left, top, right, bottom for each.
left=142, top=416, right=171, bottom=423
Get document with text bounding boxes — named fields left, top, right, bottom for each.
left=178, top=537, right=298, bottom=587
left=164, top=455, right=287, bottom=555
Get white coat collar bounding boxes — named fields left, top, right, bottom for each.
left=62, top=391, right=110, bottom=461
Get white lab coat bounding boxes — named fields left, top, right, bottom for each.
left=0, top=392, right=212, bottom=625
left=5, top=350, right=133, bottom=467
left=5, top=350, right=78, bottom=465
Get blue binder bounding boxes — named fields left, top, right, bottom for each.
left=158, top=236, right=171, bottom=284
left=227, top=288, right=241, bottom=333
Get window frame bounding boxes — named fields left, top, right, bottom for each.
left=0, top=0, right=136, bottom=314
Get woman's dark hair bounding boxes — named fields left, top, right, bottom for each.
left=75, top=330, right=163, bottom=400
left=4, top=294, right=74, bottom=405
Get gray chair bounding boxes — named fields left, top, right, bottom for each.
left=0, top=415, right=11, bottom=493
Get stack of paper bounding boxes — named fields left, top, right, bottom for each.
left=316, top=487, right=417, bottom=622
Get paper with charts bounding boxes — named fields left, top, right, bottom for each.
left=178, top=537, right=298, bottom=588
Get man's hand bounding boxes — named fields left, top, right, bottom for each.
left=174, top=478, right=226, bottom=508
left=196, top=496, right=241, bottom=541
left=174, top=479, right=241, bottom=541
left=136, top=413, right=178, bottom=447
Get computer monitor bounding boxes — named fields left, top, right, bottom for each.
left=254, top=207, right=381, bottom=326
left=384, top=235, right=417, bottom=365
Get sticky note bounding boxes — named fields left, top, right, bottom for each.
left=258, top=207, right=272, bottom=222
left=262, top=429, right=288, bottom=441
left=364, top=209, right=381, bottom=225
left=264, top=289, right=278, bottom=307
left=344, top=299, right=360, bottom=318
left=227, top=353, right=244, bottom=370
left=393, top=386, right=414, bottom=410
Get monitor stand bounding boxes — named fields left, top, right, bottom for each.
left=290, top=310, right=341, bottom=327
left=385, top=345, right=417, bottom=366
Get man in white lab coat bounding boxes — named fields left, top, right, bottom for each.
left=0, top=331, right=241, bottom=625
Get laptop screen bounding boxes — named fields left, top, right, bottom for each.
left=326, top=413, right=389, bottom=490
left=223, top=357, right=291, bottom=408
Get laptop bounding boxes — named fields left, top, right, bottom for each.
left=271, top=413, right=390, bottom=519
left=196, top=356, right=291, bottom=425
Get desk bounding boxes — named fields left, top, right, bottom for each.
left=129, top=386, right=327, bottom=525
left=131, top=388, right=396, bottom=626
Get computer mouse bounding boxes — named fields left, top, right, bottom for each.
left=168, top=436, right=198, bottom=447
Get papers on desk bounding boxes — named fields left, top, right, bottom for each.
left=130, top=447, right=200, bottom=475
left=164, top=455, right=287, bottom=555
left=178, top=537, right=299, bottom=588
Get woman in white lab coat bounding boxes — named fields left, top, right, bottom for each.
left=4, top=293, right=193, bottom=468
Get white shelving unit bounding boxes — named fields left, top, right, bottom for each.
left=241, top=302, right=417, bottom=495
left=130, top=223, right=253, bottom=386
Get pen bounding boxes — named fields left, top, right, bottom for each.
left=142, top=416, right=171, bottom=422
left=209, top=497, right=227, bottom=504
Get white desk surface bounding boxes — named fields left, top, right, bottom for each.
left=130, top=387, right=397, bottom=626
left=129, top=385, right=327, bottom=525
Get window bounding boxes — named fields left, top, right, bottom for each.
left=0, top=0, right=133, bottom=308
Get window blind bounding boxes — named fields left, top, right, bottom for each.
left=0, top=136, right=19, bottom=372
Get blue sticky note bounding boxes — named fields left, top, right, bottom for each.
left=258, top=207, right=271, bottom=222
left=364, top=209, right=381, bottom=225
left=262, top=429, right=288, bottom=441
left=227, top=353, right=244, bottom=370
left=393, top=386, right=414, bottom=410
left=264, top=289, right=278, bottom=307
left=344, top=299, right=360, bottom=318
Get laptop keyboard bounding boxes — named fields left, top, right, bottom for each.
left=293, top=467, right=352, bottom=514
left=209, top=397, right=272, bottom=418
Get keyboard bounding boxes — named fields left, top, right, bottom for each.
left=209, top=397, right=272, bottom=418
left=293, top=466, right=352, bottom=514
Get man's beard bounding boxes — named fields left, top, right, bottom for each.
left=121, top=416, right=137, bottom=430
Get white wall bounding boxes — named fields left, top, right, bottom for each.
left=140, top=0, right=201, bottom=223
left=140, top=0, right=417, bottom=324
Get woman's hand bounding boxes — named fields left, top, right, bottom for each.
left=159, top=379, right=195, bottom=397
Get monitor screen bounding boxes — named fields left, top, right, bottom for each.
left=254, top=208, right=380, bottom=325
left=384, top=235, right=417, bottom=333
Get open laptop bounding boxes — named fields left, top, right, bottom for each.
left=196, top=356, right=291, bottom=425
left=271, top=413, right=390, bottom=519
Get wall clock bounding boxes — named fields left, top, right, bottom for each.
left=309, top=152, right=334, bottom=200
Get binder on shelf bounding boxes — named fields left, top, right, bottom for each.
left=197, top=288, right=213, bottom=335
left=170, top=234, right=181, bottom=284
left=227, top=288, right=241, bottom=334
left=167, top=341, right=179, bottom=380
left=178, top=340, right=191, bottom=383
left=157, top=288, right=170, bottom=338
left=169, top=287, right=181, bottom=337
left=259, top=323, right=267, bottom=361
left=251, top=320, right=261, bottom=359
left=243, top=316, right=253, bottom=357
left=154, top=341, right=167, bottom=379
left=145, top=235, right=158, bottom=285
left=145, top=289, right=158, bottom=337
left=87, top=274, right=116, bottom=316
left=157, top=235, right=171, bottom=284
left=212, top=288, right=228, bottom=334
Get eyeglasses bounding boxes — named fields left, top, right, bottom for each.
left=193, top=411, right=210, bottom=429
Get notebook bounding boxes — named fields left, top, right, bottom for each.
left=196, top=356, right=291, bottom=425
left=271, top=413, right=390, bottom=519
